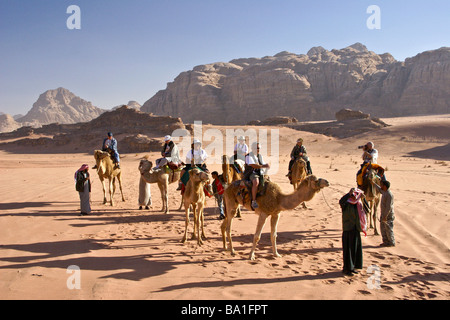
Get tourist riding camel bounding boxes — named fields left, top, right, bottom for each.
left=232, top=136, right=248, bottom=173
left=177, top=139, right=209, bottom=191
left=139, top=157, right=182, bottom=214
left=287, top=138, right=312, bottom=182
left=93, top=149, right=125, bottom=206
left=102, top=132, right=120, bottom=169
left=243, top=142, right=270, bottom=209
left=155, top=135, right=181, bottom=169
left=182, top=168, right=210, bottom=245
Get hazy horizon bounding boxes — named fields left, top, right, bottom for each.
left=1, top=0, right=449, bottom=116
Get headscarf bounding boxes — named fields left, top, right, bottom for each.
left=347, top=188, right=367, bottom=236
left=74, top=164, right=89, bottom=182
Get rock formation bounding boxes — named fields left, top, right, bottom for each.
left=0, top=114, right=21, bottom=133
left=0, top=106, right=186, bottom=153
left=16, top=87, right=106, bottom=126
left=285, top=108, right=389, bottom=138
left=141, top=44, right=450, bottom=124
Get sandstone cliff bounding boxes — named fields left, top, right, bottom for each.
left=141, top=44, right=450, bottom=124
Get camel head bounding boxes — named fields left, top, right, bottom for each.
left=305, top=175, right=329, bottom=191
left=94, top=150, right=110, bottom=172
left=189, top=168, right=210, bottom=183
left=296, top=158, right=307, bottom=169
left=139, top=158, right=152, bottom=175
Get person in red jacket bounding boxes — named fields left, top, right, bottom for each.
left=211, top=171, right=226, bottom=220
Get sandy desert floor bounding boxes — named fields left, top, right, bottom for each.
left=0, top=115, right=449, bottom=300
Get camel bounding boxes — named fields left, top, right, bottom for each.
left=291, top=158, right=308, bottom=190
left=94, top=150, right=125, bottom=206
left=222, top=155, right=245, bottom=217
left=222, top=155, right=244, bottom=184
left=365, top=168, right=381, bottom=235
left=290, top=158, right=309, bottom=209
left=221, top=175, right=329, bottom=260
left=139, top=158, right=183, bottom=214
left=182, top=168, right=210, bottom=245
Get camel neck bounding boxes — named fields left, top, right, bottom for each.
left=280, top=182, right=317, bottom=211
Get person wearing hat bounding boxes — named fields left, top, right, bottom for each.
left=234, top=136, right=248, bottom=162
left=98, top=132, right=120, bottom=169
left=287, top=138, right=312, bottom=179
left=244, top=142, right=270, bottom=209
left=155, top=135, right=180, bottom=169
left=362, top=141, right=378, bottom=164
left=177, top=139, right=209, bottom=190
left=231, top=136, right=248, bottom=174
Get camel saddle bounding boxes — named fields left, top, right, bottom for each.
left=163, top=162, right=184, bottom=173
left=233, top=176, right=270, bottom=210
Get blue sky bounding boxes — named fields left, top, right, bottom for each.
left=0, top=0, right=449, bottom=115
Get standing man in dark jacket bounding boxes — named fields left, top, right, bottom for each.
left=339, top=188, right=369, bottom=276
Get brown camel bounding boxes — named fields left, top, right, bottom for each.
left=365, top=168, right=381, bottom=235
left=290, top=158, right=309, bottom=209
left=94, top=150, right=125, bottom=206
left=221, top=175, right=329, bottom=260
left=291, top=158, right=308, bottom=190
left=222, top=155, right=244, bottom=184
left=182, top=168, right=210, bottom=245
left=222, top=155, right=244, bottom=217
left=139, top=158, right=182, bottom=214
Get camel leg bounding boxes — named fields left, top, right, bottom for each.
left=236, top=205, right=241, bottom=218
left=225, top=210, right=237, bottom=255
left=270, top=213, right=282, bottom=258
left=197, top=204, right=204, bottom=246
left=220, top=216, right=228, bottom=250
left=191, top=203, right=198, bottom=240
left=117, top=173, right=125, bottom=202
left=200, top=204, right=206, bottom=241
left=182, top=205, right=190, bottom=243
left=163, top=183, right=169, bottom=214
left=157, top=183, right=166, bottom=213
left=224, top=198, right=239, bottom=255
left=249, top=211, right=269, bottom=260
left=112, top=177, right=116, bottom=199
left=109, top=179, right=114, bottom=206
left=100, top=178, right=107, bottom=205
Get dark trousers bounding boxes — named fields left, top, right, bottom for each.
left=342, top=228, right=363, bottom=272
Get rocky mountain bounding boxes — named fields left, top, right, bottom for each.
left=112, top=100, right=141, bottom=111
left=0, top=114, right=21, bottom=133
left=141, top=43, right=450, bottom=124
left=0, top=106, right=186, bottom=153
left=16, top=87, right=106, bottom=126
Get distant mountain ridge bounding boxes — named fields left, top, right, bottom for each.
left=141, top=43, right=450, bottom=124
left=16, top=87, right=106, bottom=126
